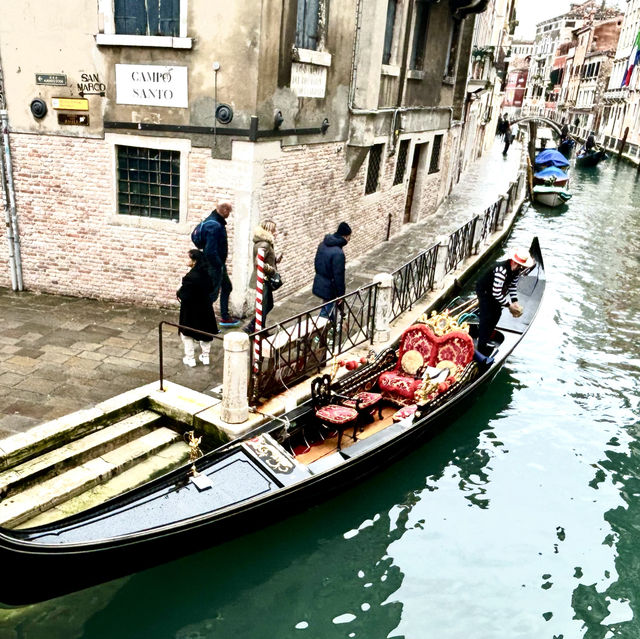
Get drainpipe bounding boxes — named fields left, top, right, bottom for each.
left=1, top=109, right=22, bottom=291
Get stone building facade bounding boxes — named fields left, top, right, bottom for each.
left=0, top=0, right=493, bottom=312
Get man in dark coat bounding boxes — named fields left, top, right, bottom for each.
left=585, top=131, right=596, bottom=151
left=199, top=201, right=240, bottom=327
left=313, top=221, right=351, bottom=318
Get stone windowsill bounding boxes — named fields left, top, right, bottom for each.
left=292, top=48, right=332, bottom=67
left=107, top=214, right=189, bottom=233
left=96, top=34, right=193, bottom=49
left=381, top=64, right=401, bottom=77
left=406, top=69, right=425, bottom=81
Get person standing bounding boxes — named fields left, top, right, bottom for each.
left=585, top=131, right=596, bottom=151
left=244, top=220, right=282, bottom=334
left=502, top=120, right=513, bottom=156
left=199, top=200, right=240, bottom=327
left=560, top=118, right=569, bottom=140
left=496, top=114, right=505, bottom=139
left=313, top=222, right=351, bottom=318
left=474, top=247, right=535, bottom=356
left=177, top=249, right=219, bottom=367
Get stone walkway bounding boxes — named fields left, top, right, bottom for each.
left=0, top=139, right=521, bottom=437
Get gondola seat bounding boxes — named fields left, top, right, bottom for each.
left=392, top=404, right=417, bottom=421
left=342, top=391, right=383, bottom=421
left=378, top=323, right=474, bottom=406
left=311, top=374, right=363, bottom=450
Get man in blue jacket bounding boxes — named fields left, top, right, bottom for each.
left=201, top=201, right=240, bottom=327
left=313, top=222, right=351, bottom=318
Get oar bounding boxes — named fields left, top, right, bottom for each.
left=448, top=298, right=479, bottom=316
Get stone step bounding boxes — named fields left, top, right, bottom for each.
left=0, top=411, right=163, bottom=499
left=0, top=427, right=183, bottom=529
left=18, top=440, right=191, bottom=529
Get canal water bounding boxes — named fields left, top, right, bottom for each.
left=1, top=157, right=639, bottom=639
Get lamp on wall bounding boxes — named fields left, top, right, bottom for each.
left=274, top=110, right=284, bottom=129
left=30, top=98, right=47, bottom=119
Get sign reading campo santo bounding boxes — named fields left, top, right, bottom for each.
left=115, top=64, right=188, bottom=108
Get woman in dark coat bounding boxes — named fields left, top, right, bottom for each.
left=177, top=249, right=219, bottom=367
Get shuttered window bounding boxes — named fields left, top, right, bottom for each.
left=382, top=0, right=398, bottom=64
left=296, top=0, right=321, bottom=50
left=114, top=0, right=180, bottom=37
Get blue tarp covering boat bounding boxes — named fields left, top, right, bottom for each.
left=534, top=149, right=570, bottom=168
left=533, top=166, right=568, bottom=180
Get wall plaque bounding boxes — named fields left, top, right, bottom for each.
left=115, top=64, right=188, bottom=108
left=51, top=97, right=89, bottom=111
left=290, top=62, right=327, bottom=98
left=36, top=73, right=67, bottom=86
left=58, top=113, right=90, bottom=126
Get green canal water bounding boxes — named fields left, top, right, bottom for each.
left=2, top=158, right=640, bottom=639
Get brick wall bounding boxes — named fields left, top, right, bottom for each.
left=1, top=133, right=451, bottom=307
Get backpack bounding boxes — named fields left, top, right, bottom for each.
left=191, top=220, right=209, bottom=249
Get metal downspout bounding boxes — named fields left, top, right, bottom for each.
left=0, top=109, right=22, bottom=291
left=0, top=147, right=17, bottom=290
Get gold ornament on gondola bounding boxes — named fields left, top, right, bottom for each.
left=417, top=308, right=469, bottom=336
left=185, top=430, right=203, bottom=477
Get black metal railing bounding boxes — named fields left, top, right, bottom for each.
left=445, top=217, right=477, bottom=274
left=390, top=243, right=439, bottom=320
left=249, top=283, right=378, bottom=401
left=478, top=200, right=501, bottom=245
left=157, top=321, right=223, bottom=391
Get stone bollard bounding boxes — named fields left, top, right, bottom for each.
left=372, top=273, right=393, bottom=345
left=221, top=331, right=250, bottom=424
left=497, top=195, right=508, bottom=229
left=471, top=214, right=483, bottom=254
left=433, top=235, right=450, bottom=288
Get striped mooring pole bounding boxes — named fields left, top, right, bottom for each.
left=253, top=247, right=266, bottom=373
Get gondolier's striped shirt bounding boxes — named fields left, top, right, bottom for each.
left=492, top=263, right=519, bottom=307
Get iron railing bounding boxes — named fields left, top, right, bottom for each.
left=157, top=321, right=223, bottom=391
left=250, top=283, right=378, bottom=401
left=478, top=200, right=501, bottom=245
left=390, top=243, right=439, bottom=320
left=445, top=217, right=477, bottom=274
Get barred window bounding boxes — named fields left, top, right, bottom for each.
left=114, top=0, right=179, bottom=36
left=428, top=134, right=443, bottom=174
left=117, top=146, right=180, bottom=221
left=365, top=144, right=384, bottom=194
left=393, top=139, right=410, bottom=185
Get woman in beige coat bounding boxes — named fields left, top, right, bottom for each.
left=244, top=220, right=281, bottom=333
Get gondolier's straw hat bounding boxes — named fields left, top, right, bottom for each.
left=510, top=247, right=535, bottom=268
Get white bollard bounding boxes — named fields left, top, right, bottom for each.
left=433, top=235, right=450, bottom=288
left=222, top=331, right=250, bottom=424
left=372, top=272, right=393, bottom=345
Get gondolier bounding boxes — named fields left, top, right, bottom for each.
left=475, top=248, right=535, bottom=356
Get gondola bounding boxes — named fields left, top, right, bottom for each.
left=0, top=240, right=545, bottom=605
left=576, top=147, right=607, bottom=167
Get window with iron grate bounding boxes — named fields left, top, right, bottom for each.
left=117, top=145, right=180, bottom=221
left=365, top=144, right=384, bottom=194
left=428, top=134, right=443, bottom=174
left=393, top=139, right=410, bottom=185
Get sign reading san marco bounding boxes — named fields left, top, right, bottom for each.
left=115, top=64, right=188, bottom=108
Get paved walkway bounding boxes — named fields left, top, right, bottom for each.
left=0, top=139, right=521, bottom=437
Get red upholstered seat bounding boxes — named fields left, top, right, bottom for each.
left=343, top=391, right=383, bottom=421
left=315, top=404, right=359, bottom=424
left=392, top=404, right=417, bottom=421
left=378, top=323, right=474, bottom=406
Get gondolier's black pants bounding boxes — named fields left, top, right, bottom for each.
left=477, top=295, right=503, bottom=356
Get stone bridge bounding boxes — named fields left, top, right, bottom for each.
left=510, top=116, right=562, bottom=136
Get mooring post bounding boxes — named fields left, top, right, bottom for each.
left=434, top=235, right=450, bottom=288
left=497, top=195, right=508, bottom=228
left=222, top=331, right=250, bottom=424
left=372, top=273, right=393, bottom=344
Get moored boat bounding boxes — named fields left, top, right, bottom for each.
left=558, top=137, right=575, bottom=158
left=533, top=185, right=572, bottom=207
left=576, top=147, right=607, bottom=167
left=0, top=241, right=546, bottom=605
left=533, top=166, right=569, bottom=188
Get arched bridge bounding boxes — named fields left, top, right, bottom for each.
left=510, top=116, right=562, bottom=136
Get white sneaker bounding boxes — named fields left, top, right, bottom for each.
left=183, top=356, right=196, bottom=368
left=199, top=354, right=210, bottom=366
